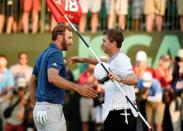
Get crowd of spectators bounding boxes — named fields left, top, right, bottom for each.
left=0, top=0, right=40, bottom=34
left=0, top=49, right=183, bottom=131
left=0, top=52, right=34, bottom=131
left=0, top=0, right=183, bottom=34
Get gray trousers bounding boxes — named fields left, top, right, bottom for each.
left=33, top=102, right=66, bottom=131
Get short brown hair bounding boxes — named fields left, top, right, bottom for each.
left=103, top=29, right=124, bottom=48
left=18, top=52, right=27, bottom=59
left=0, top=54, right=7, bottom=60
left=160, top=54, right=171, bottom=61
left=52, top=24, right=73, bottom=41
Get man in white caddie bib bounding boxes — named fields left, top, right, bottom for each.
left=68, top=29, right=138, bottom=130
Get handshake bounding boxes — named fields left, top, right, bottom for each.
left=76, top=84, right=98, bottom=99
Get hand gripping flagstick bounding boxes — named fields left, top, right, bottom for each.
left=47, top=0, right=153, bottom=130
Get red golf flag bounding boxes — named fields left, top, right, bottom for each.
left=46, top=0, right=82, bottom=25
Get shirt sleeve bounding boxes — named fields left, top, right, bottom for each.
left=154, top=79, right=162, bottom=94
left=32, top=64, right=38, bottom=77
left=47, top=52, right=63, bottom=71
left=147, top=80, right=163, bottom=102
left=6, top=71, right=14, bottom=88
left=32, top=57, right=40, bottom=77
left=115, top=54, right=134, bottom=77
left=138, top=79, right=143, bottom=90
left=147, top=93, right=162, bottom=102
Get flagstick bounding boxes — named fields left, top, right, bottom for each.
left=49, top=0, right=153, bottom=130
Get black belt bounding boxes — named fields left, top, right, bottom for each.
left=110, top=109, right=131, bottom=114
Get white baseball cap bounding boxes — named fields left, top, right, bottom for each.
left=94, top=62, right=109, bottom=80
left=136, top=51, right=147, bottom=62
left=142, top=72, right=152, bottom=88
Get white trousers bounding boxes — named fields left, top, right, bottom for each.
left=33, top=102, right=66, bottom=131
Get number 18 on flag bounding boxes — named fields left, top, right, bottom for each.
left=46, top=0, right=82, bottom=25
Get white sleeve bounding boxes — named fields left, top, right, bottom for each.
left=147, top=93, right=162, bottom=102
left=115, top=54, right=134, bottom=77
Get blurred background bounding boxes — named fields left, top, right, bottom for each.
left=0, top=0, right=183, bottom=131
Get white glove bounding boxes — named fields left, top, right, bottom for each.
left=35, top=111, right=48, bottom=125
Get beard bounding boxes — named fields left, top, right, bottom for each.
left=61, top=38, right=68, bottom=51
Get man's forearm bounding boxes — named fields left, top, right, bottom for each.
left=48, top=68, right=80, bottom=91
left=30, top=86, right=36, bottom=106
left=53, top=75, right=80, bottom=91
left=121, top=73, right=138, bottom=85
left=29, top=75, right=37, bottom=107
left=80, top=57, right=99, bottom=65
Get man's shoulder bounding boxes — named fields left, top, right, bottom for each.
left=9, top=64, right=19, bottom=70
left=4, top=69, right=13, bottom=77
left=114, top=52, right=130, bottom=63
left=47, top=46, right=59, bottom=53
left=47, top=47, right=63, bottom=58
left=152, top=79, right=161, bottom=89
left=26, top=65, right=33, bottom=71
left=118, top=52, right=129, bottom=59
left=152, top=79, right=160, bottom=84
left=38, top=47, right=62, bottom=61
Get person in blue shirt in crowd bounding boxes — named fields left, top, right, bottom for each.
left=138, top=71, right=164, bottom=131
left=29, top=24, right=97, bottom=131
left=0, top=55, right=14, bottom=93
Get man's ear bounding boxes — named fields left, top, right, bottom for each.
left=112, top=41, right=117, bottom=47
left=57, top=34, right=63, bottom=41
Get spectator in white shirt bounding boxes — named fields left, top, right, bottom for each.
left=10, top=52, right=32, bottom=88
